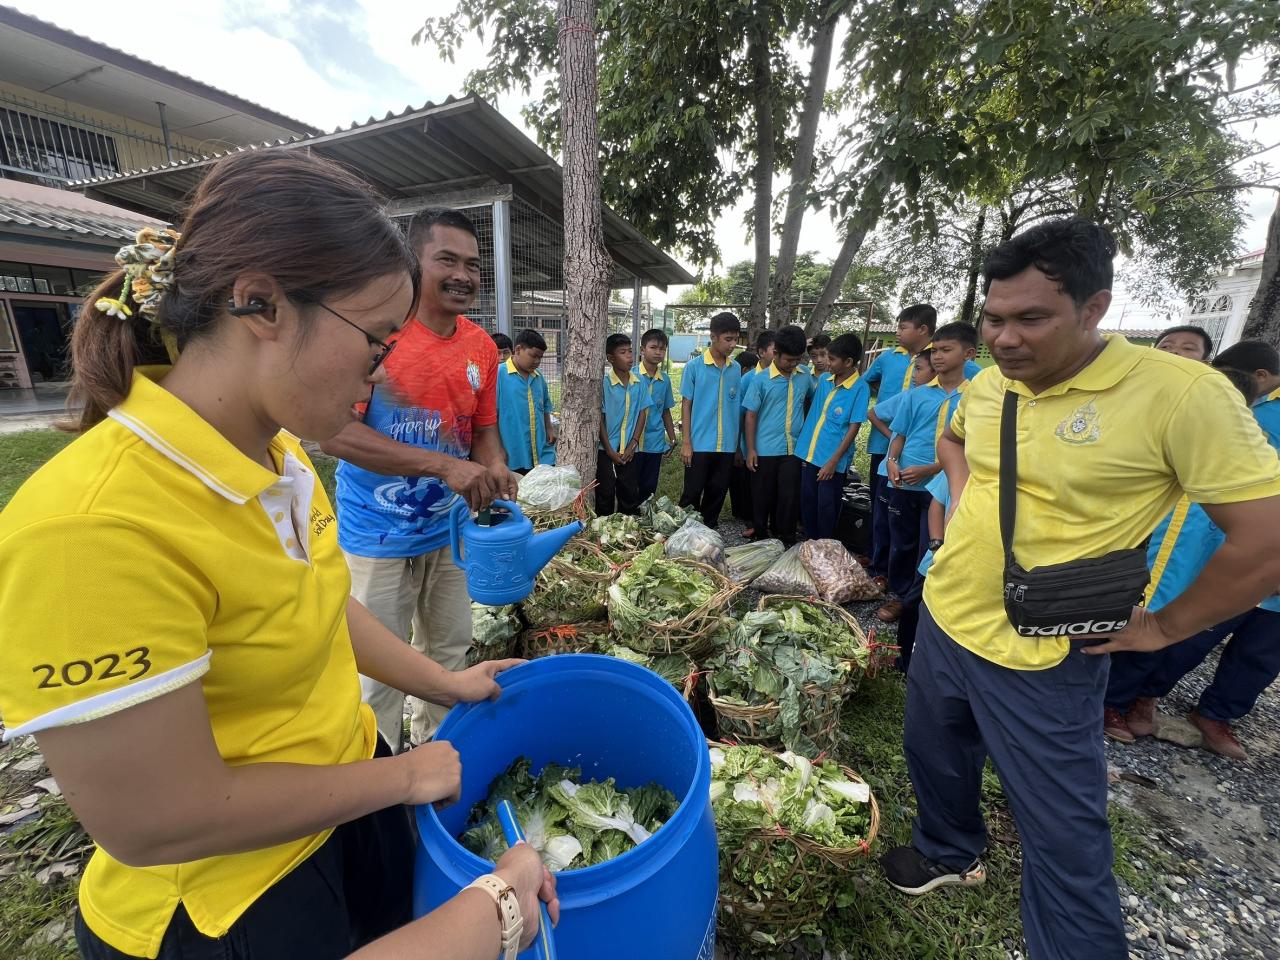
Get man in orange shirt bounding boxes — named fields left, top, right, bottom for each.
left=324, top=208, right=520, bottom=752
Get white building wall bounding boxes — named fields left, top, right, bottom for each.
left=1180, top=251, right=1265, bottom=351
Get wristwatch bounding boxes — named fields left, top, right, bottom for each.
left=927, top=538, right=944, bottom=551
left=468, top=873, right=523, bottom=959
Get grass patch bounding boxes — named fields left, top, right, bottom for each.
left=0, top=430, right=74, bottom=510
left=0, top=866, right=78, bottom=960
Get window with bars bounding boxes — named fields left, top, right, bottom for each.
left=0, top=108, right=120, bottom=185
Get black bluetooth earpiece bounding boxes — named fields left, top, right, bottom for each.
left=226, top=297, right=269, bottom=316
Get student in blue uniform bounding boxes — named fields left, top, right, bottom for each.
left=743, top=325, right=813, bottom=544
left=490, top=331, right=513, bottom=363
left=632, top=329, right=678, bottom=504
left=496, top=329, right=554, bottom=475
left=862, top=305, right=937, bottom=579
left=678, top=312, right=743, bottom=528
left=796, top=333, right=869, bottom=541
left=877, top=323, right=977, bottom=623
left=597, top=333, right=652, bottom=516
left=1217, top=339, right=1280, bottom=448
left=730, top=348, right=761, bottom=529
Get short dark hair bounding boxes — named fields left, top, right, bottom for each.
left=774, top=324, right=807, bottom=358
left=1213, top=340, right=1279, bottom=376
left=1219, top=366, right=1260, bottom=405
left=1155, top=324, right=1214, bottom=360
left=606, top=333, right=632, bottom=356
left=491, top=332, right=513, bottom=351
left=897, top=304, right=937, bottom=334
left=408, top=207, right=479, bottom=250
left=933, top=322, right=978, bottom=350
left=709, top=312, right=741, bottom=336
left=737, top=350, right=758, bottom=371
left=515, top=328, right=546, bottom=351
left=641, top=328, right=668, bottom=347
left=915, top=347, right=933, bottom=364
left=808, top=333, right=832, bottom=351
left=828, top=333, right=863, bottom=364
left=982, top=217, right=1117, bottom=306
left=754, top=330, right=775, bottom=352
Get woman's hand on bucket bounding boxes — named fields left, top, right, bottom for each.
left=448, top=658, right=526, bottom=704
left=495, top=843, right=560, bottom=947
left=399, top=740, right=462, bottom=806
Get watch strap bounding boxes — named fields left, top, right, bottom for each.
left=468, top=873, right=523, bottom=959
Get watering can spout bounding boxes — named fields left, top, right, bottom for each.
left=524, top=519, right=584, bottom=578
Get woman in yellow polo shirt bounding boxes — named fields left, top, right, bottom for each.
left=0, top=152, right=556, bottom=959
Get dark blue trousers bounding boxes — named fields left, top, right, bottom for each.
left=887, top=486, right=930, bottom=597
left=869, top=454, right=888, bottom=574
left=1108, top=608, right=1280, bottom=722
left=634, top=451, right=664, bottom=505
left=799, top=462, right=844, bottom=542
left=905, top=607, right=1126, bottom=960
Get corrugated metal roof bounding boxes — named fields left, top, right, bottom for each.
left=74, top=95, right=695, bottom=290
left=0, top=193, right=157, bottom=245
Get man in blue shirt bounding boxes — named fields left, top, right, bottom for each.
left=598, top=333, right=653, bottom=516
left=878, top=322, right=977, bottom=622
left=632, top=329, right=678, bottom=505
left=496, top=329, right=555, bottom=474
left=743, top=325, right=813, bottom=544
left=862, top=304, right=937, bottom=579
left=796, top=333, right=870, bottom=541
left=679, top=312, right=743, bottom=527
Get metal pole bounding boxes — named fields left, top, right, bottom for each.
left=493, top=198, right=514, bottom=337
left=156, top=102, right=173, bottom=163
left=630, top=276, right=642, bottom=348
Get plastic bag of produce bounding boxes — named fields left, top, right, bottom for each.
left=724, top=539, right=784, bottom=584
left=663, top=517, right=725, bottom=571
left=797, top=538, right=881, bottom=604
left=750, top=543, right=817, bottom=596
left=640, top=495, right=701, bottom=538
left=517, top=464, right=582, bottom=514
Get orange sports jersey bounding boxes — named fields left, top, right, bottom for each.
left=336, top=315, right=498, bottom=557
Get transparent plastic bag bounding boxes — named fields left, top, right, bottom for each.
left=517, top=464, right=582, bottom=514
left=663, top=517, right=726, bottom=571
left=724, top=539, right=784, bottom=584
left=797, top=538, right=881, bottom=604
left=750, top=543, right=818, bottom=595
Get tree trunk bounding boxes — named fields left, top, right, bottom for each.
left=557, top=0, right=613, bottom=488
left=958, top=207, right=987, bottom=327
left=747, top=11, right=774, bottom=340
left=805, top=219, right=873, bottom=337
left=1242, top=194, right=1280, bottom=348
left=768, top=2, right=836, bottom=328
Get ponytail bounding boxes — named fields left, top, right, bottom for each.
left=63, top=270, right=145, bottom=432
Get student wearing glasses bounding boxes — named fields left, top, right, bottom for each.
left=0, top=152, right=556, bottom=960
left=323, top=208, right=522, bottom=753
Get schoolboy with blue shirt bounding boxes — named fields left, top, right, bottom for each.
left=730, top=345, right=765, bottom=528
left=892, top=471, right=953, bottom=672
left=797, top=333, right=869, bottom=540
left=679, top=311, right=743, bottom=528
left=879, top=323, right=977, bottom=621
left=633, top=329, right=678, bottom=504
left=743, top=325, right=813, bottom=544
left=496, top=328, right=555, bottom=474
left=598, top=334, right=652, bottom=516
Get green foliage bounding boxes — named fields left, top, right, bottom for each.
left=607, top=543, right=718, bottom=637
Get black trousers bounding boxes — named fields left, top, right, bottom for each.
left=728, top=460, right=754, bottom=524
left=679, top=452, right=735, bottom=529
left=76, top=739, right=414, bottom=959
left=750, top=455, right=801, bottom=545
left=596, top=450, right=642, bottom=515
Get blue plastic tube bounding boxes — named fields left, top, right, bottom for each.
left=495, top=800, right=557, bottom=960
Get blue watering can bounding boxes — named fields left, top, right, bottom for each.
left=449, top=499, right=583, bottom=606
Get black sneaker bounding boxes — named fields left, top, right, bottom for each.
left=880, top=845, right=986, bottom=895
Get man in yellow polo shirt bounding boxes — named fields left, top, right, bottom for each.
left=879, top=218, right=1280, bottom=960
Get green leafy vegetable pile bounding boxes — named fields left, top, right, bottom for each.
left=460, top=757, right=679, bottom=871
left=639, top=495, right=701, bottom=537
left=607, top=544, right=718, bottom=640
left=706, top=604, right=867, bottom=754
left=467, top=604, right=520, bottom=665
left=589, top=513, right=648, bottom=561
left=599, top=641, right=693, bottom=691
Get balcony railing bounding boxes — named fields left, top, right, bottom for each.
left=0, top=91, right=200, bottom=188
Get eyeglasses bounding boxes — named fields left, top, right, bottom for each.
left=315, top=302, right=397, bottom=376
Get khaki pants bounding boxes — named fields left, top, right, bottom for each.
left=344, top=547, right=472, bottom=753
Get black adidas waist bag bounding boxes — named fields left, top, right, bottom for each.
left=998, top=390, right=1150, bottom=638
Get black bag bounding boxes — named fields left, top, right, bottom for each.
left=999, top=391, right=1150, bottom=638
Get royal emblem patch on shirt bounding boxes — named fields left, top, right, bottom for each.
left=466, top=361, right=482, bottom=392
left=1055, top=400, right=1101, bottom=444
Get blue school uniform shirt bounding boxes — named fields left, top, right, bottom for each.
left=496, top=358, right=554, bottom=472
left=875, top=378, right=969, bottom=492
left=917, top=472, right=952, bottom=577
left=634, top=364, right=676, bottom=454
left=737, top=364, right=767, bottom=454
left=797, top=372, right=871, bottom=474
left=742, top=363, right=814, bottom=457
left=1143, top=498, right=1224, bottom=613
left=680, top=349, right=743, bottom=453
left=1255, top=387, right=1280, bottom=451
left=863, top=347, right=913, bottom=456
left=601, top=369, right=653, bottom=452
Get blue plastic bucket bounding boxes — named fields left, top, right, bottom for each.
left=414, top=654, right=718, bottom=959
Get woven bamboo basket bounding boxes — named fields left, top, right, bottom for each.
left=707, top=677, right=845, bottom=754
left=526, top=482, right=595, bottom=533
left=464, top=634, right=520, bottom=667
left=789, top=764, right=882, bottom=867
left=520, top=621, right=610, bottom=659
left=757, top=593, right=871, bottom=692
left=520, top=541, right=617, bottom=628
left=608, top=558, right=740, bottom=659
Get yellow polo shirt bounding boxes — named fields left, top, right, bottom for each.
left=925, top=335, right=1280, bottom=671
left=0, top=370, right=376, bottom=957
